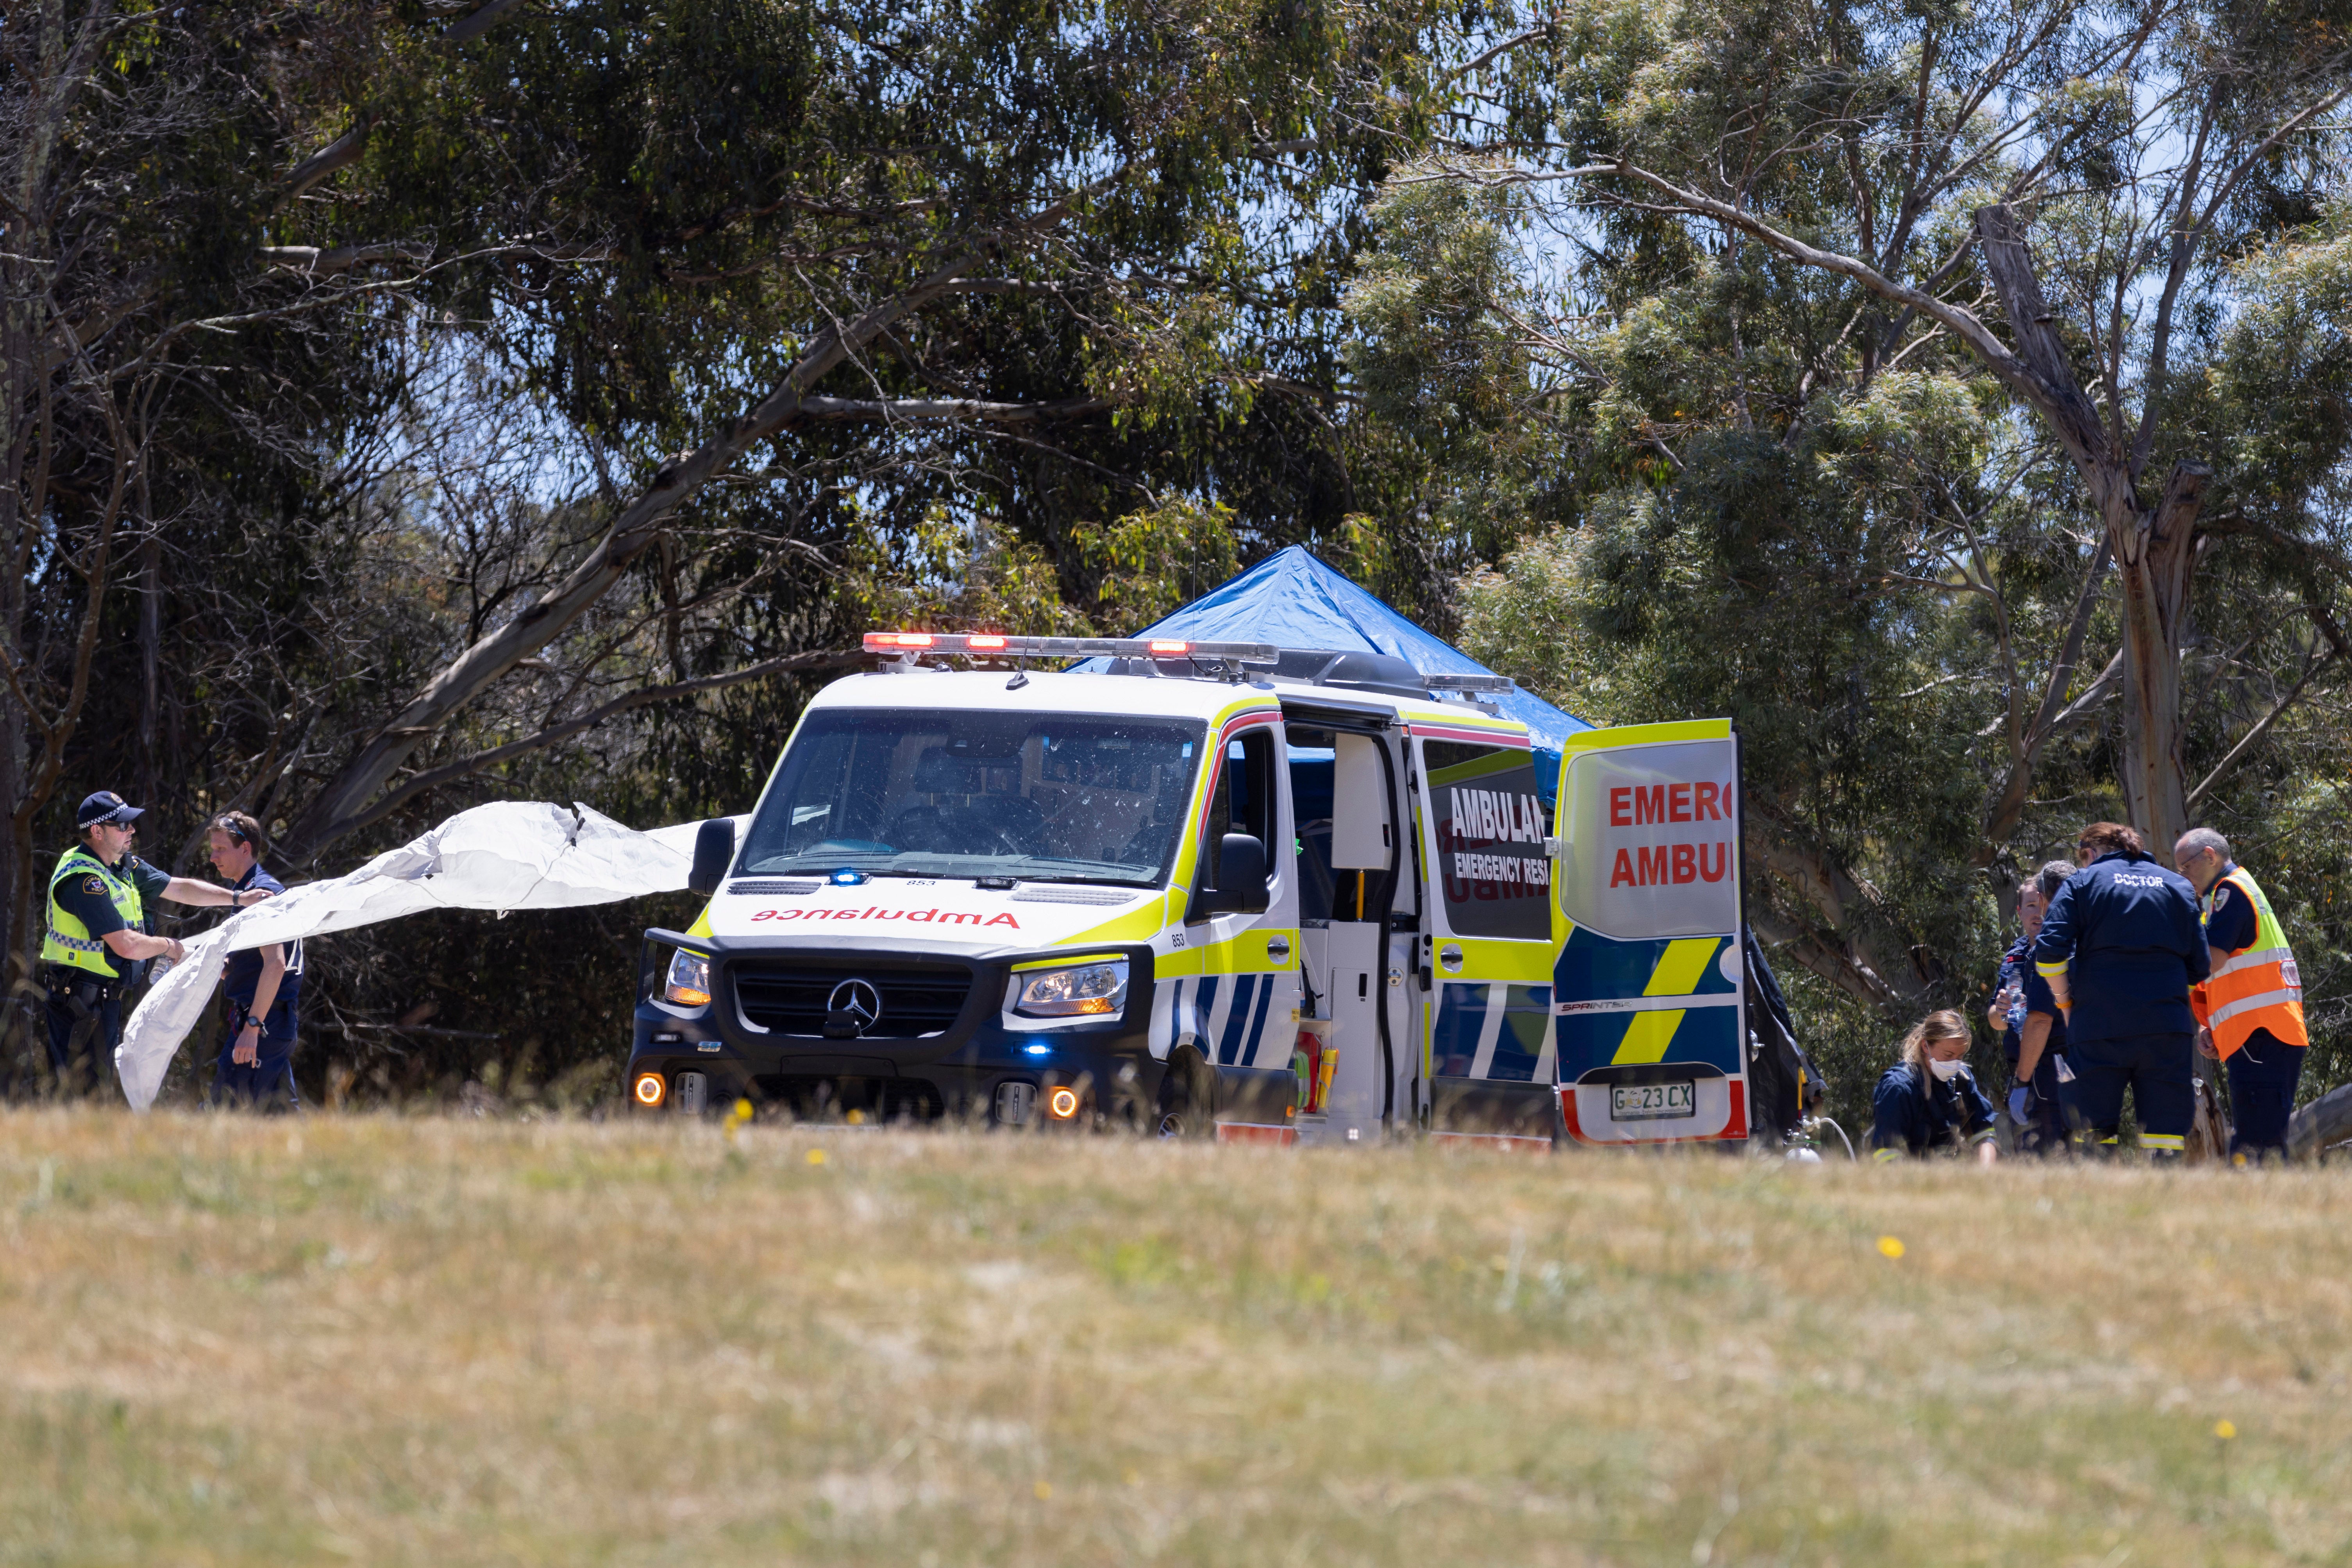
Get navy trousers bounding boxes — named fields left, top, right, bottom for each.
left=2224, top=1029, right=2305, bottom=1159
left=2065, top=1032, right=2194, bottom=1153
left=213, top=1041, right=300, bottom=1111
left=41, top=969, right=122, bottom=1091
left=2007, top=1048, right=2074, bottom=1155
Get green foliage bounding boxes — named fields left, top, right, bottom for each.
left=1347, top=0, right=2352, bottom=1127
left=20, top=0, right=2352, bottom=1134
left=6, top=0, right=1467, bottom=1097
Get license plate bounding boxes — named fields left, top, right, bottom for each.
left=1609, top=1081, right=1694, bottom=1121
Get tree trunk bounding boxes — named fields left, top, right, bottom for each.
left=1585, top=178, right=2215, bottom=870
left=137, top=527, right=160, bottom=810
left=0, top=651, right=20, bottom=1066
left=2111, top=462, right=2206, bottom=855
left=0, top=239, right=31, bottom=1057
left=1973, top=205, right=2202, bottom=855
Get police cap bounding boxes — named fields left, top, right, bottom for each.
left=76, top=790, right=144, bottom=829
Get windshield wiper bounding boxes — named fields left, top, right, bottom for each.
left=993, top=862, right=1162, bottom=887
left=750, top=852, right=1160, bottom=886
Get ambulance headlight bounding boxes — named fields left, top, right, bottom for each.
left=664, top=948, right=713, bottom=1007
left=1012, top=959, right=1128, bottom=1019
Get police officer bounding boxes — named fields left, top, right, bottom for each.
left=2173, top=828, right=2307, bottom=1164
left=1867, top=1010, right=1999, bottom=1160
left=202, top=812, right=304, bottom=1110
left=2032, top=821, right=2207, bottom=1158
left=1989, top=858, right=2078, bottom=1155
left=39, top=791, right=272, bottom=1092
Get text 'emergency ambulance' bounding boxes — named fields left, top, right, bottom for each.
left=1607, top=780, right=1733, bottom=889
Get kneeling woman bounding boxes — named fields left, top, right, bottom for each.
left=1868, top=1010, right=1999, bottom=1162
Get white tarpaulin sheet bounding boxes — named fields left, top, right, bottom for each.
left=116, top=801, right=719, bottom=1110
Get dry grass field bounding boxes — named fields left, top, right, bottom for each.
left=4, top=1112, right=2351, bottom=1566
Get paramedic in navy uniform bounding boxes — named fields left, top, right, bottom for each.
left=2005, top=859, right=2080, bottom=1154
left=2030, top=822, right=2207, bottom=1158
left=1867, top=1010, right=1999, bottom=1161
left=1986, top=860, right=2077, bottom=1154
left=204, top=812, right=304, bottom=1110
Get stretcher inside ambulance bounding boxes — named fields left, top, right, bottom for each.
left=627, top=632, right=1754, bottom=1147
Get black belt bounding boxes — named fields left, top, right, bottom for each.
left=43, top=965, right=122, bottom=999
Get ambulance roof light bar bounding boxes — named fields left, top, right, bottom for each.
left=864, top=631, right=1278, bottom=663
left=1424, top=673, right=1516, bottom=694
left=862, top=631, right=1519, bottom=700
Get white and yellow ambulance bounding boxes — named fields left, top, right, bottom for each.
left=628, top=632, right=1752, bottom=1147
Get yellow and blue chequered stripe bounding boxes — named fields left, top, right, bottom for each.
left=1430, top=983, right=1553, bottom=1081
left=1552, top=926, right=1742, bottom=1078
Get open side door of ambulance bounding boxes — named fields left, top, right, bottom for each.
left=1413, top=721, right=1563, bottom=1149
left=1552, top=719, right=1748, bottom=1146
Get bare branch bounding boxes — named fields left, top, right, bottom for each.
left=2185, top=650, right=2339, bottom=811
left=794, top=395, right=1115, bottom=424
left=1554, top=162, right=2092, bottom=460
left=257, top=242, right=436, bottom=275
left=343, top=649, right=864, bottom=838
left=280, top=0, right=535, bottom=195
left=285, top=163, right=1139, bottom=859
left=1444, top=21, right=1555, bottom=84
left=283, top=123, right=370, bottom=198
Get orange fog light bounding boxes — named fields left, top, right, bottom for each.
left=634, top=1072, right=667, bottom=1107
left=1047, top=1087, right=1080, bottom=1120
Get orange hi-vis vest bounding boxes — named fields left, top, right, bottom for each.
left=2191, top=866, right=2308, bottom=1057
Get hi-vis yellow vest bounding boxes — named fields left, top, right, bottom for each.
left=41, top=847, right=142, bottom=978
left=2192, top=866, right=2308, bottom=1056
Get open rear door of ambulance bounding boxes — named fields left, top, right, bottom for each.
left=1552, top=719, right=1748, bottom=1146
left=1413, top=724, right=1562, bottom=1150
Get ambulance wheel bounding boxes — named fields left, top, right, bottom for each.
left=1155, top=1051, right=1212, bottom=1140
left=2287, top=1081, right=2352, bottom=1164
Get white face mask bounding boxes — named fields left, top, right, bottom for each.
left=1927, top=1056, right=1967, bottom=1082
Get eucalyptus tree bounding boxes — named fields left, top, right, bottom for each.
left=0, top=2, right=410, bottom=1000
left=257, top=0, right=1449, bottom=864
left=1536, top=0, right=2352, bottom=860
left=1349, top=0, right=2352, bottom=1017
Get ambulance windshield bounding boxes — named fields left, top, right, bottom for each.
left=737, top=709, right=1205, bottom=886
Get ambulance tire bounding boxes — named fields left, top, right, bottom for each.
left=1154, top=1049, right=1214, bottom=1140
left=2286, top=1080, right=2352, bottom=1164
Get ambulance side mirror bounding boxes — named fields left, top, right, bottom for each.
left=688, top=818, right=735, bottom=898
left=1198, top=832, right=1270, bottom=917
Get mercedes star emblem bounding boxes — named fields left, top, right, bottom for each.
left=827, top=978, right=882, bottom=1035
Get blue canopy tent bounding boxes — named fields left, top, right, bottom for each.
left=1098, top=545, right=1590, bottom=797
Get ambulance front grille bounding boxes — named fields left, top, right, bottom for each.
left=731, top=960, right=975, bottom=1039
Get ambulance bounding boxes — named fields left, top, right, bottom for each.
left=626, top=631, right=1754, bottom=1147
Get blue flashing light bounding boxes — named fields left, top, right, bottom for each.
left=831, top=867, right=866, bottom=885
left=1022, top=1043, right=1053, bottom=1057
